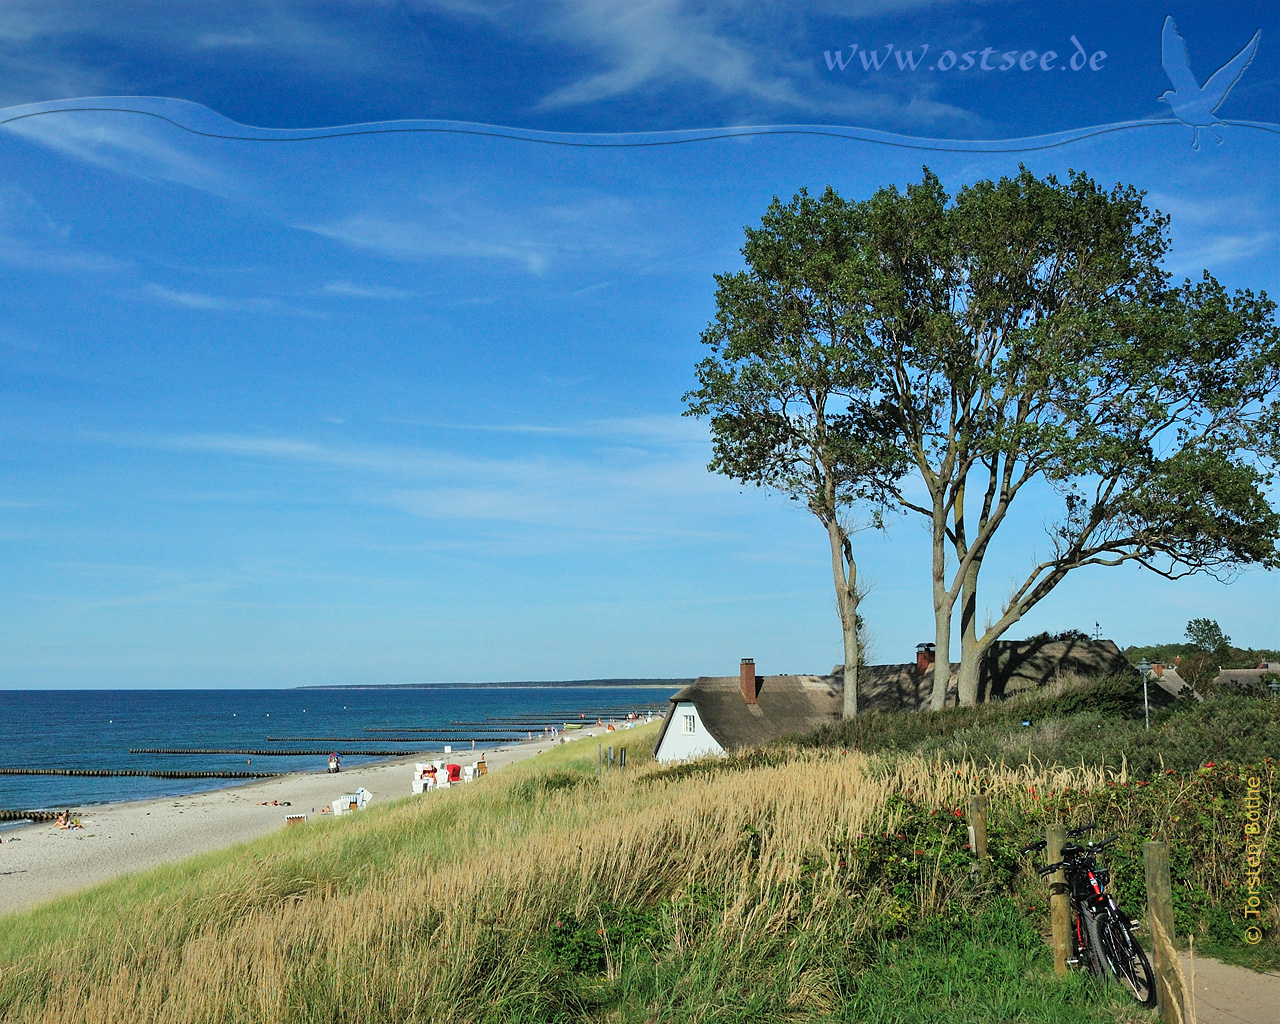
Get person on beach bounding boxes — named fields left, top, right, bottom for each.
left=54, top=809, right=70, bottom=829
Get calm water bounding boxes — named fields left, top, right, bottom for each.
left=0, top=686, right=677, bottom=810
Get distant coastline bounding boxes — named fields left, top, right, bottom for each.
left=293, top=679, right=691, bottom=690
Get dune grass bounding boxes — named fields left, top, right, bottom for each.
left=0, top=723, right=1164, bottom=1023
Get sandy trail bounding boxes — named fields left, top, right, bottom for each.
left=1178, top=953, right=1280, bottom=1024
left=0, top=724, right=633, bottom=915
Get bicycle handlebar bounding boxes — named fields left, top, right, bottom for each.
left=1067, top=821, right=1098, bottom=838
left=1021, top=840, right=1048, bottom=855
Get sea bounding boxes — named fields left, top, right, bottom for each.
left=0, top=685, right=681, bottom=811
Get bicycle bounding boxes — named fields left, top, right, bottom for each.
left=1022, top=823, right=1157, bottom=1008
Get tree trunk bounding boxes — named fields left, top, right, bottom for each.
left=828, top=521, right=860, bottom=719
left=841, top=596, right=860, bottom=719
left=956, top=552, right=982, bottom=706
left=929, top=506, right=953, bottom=711
left=956, top=634, right=983, bottom=707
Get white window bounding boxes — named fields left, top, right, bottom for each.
left=683, top=713, right=696, bottom=734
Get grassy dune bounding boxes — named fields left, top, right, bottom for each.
left=0, top=721, right=1175, bottom=1024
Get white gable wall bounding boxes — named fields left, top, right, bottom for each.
left=654, top=701, right=725, bottom=762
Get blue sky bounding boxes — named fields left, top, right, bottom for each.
left=1, top=2, right=1277, bottom=687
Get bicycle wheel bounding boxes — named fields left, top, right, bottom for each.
left=1078, top=909, right=1109, bottom=982
left=1101, top=912, right=1157, bottom=1008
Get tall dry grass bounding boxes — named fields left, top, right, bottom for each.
left=0, top=734, right=1121, bottom=1024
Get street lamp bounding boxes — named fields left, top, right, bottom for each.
left=1137, top=658, right=1152, bottom=730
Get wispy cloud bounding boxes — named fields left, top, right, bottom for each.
left=0, top=183, right=127, bottom=271
left=1149, top=188, right=1280, bottom=278
left=3, top=108, right=238, bottom=197
left=528, top=0, right=981, bottom=125
left=323, top=280, right=416, bottom=300
left=138, top=282, right=321, bottom=316
left=88, top=420, right=736, bottom=542
left=302, top=188, right=649, bottom=274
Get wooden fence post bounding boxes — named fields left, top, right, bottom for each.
left=1145, top=840, right=1183, bottom=1024
left=968, top=793, right=988, bottom=871
left=1047, top=824, right=1070, bottom=977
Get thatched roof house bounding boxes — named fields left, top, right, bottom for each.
left=654, top=638, right=1139, bottom=761
left=1214, top=663, right=1279, bottom=693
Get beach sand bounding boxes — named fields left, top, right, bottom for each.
left=0, top=723, right=634, bottom=915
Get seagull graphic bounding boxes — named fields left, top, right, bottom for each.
left=1159, top=16, right=1260, bottom=149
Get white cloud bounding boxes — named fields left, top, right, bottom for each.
left=89, top=419, right=738, bottom=541
left=0, top=183, right=127, bottom=271
left=3, top=108, right=238, bottom=197
left=139, top=282, right=321, bottom=316
left=302, top=189, right=649, bottom=274
left=323, top=280, right=416, bottom=299
left=195, top=31, right=263, bottom=49
left=536, top=0, right=811, bottom=111
left=1149, top=188, right=1280, bottom=278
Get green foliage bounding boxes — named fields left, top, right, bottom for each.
left=1009, top=760, right=1279, bottom=958
left=544, top=906, right=664, bottom=974
left=807, top=678, right=1280, bottom=778
left=1186, top=618, right=1233, bottom=664
left=640, top=747, right=794, bottom=786
left=509, top=769, right=595, bottom=803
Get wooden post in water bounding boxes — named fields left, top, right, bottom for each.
left=968, top=793, right=988, bottom=872
left=1047, top=824, right=1070, bottom=977
left=1144, top=840, right=1182, bottom=1023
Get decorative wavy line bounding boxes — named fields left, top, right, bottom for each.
left=2, top=97, right=1277, bottom=154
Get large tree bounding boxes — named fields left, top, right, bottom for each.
left=845, top=168, right=1280, bottom=706
left=684, top=189, right=906, bottom=718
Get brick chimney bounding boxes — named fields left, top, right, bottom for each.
left=915, top=643, right=936, bottom=675
left=740, top=658, right=758, bottom=704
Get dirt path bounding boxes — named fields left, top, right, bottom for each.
left=1178, top=953, right=1280, bottom=1024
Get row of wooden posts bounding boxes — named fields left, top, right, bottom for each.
left=966, top=794, right=1185, bottom=1024
left=597, top=745, right=626, bottom=776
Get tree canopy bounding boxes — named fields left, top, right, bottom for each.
left=690, top=168, right=1280, bottom=708
left=684, top=189, right=907, bottom=717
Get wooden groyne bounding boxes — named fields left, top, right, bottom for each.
left=128, top=748, right=419, bottom=757
left=0, top=809, right=63, bottom=822
left=273, top=735, right=524, bottom=742
left=360, top=728, right=535, bottom=735
left=0, top=768, right=280, bottom=779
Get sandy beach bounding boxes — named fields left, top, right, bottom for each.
left=0, top=723, right=635, bottom=915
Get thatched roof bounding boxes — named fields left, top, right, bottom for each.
left=657, top=637, right=1142, bottom=757
left=981, top=638, right=1133, bottom=699
left=654, top=674, right=842, bottom=754
left=1215, top=667, right=1278, bottom=692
